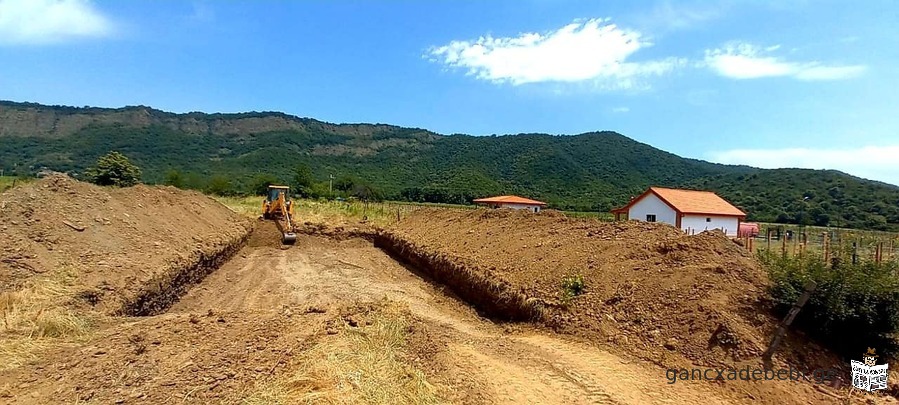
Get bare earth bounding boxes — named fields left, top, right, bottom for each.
left=172, top=225, right=743, bottom=404
left=0, top=210, right=868, bottom=403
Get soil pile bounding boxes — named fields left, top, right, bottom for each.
left=0, top=174, right=252, bottom=313
left=386, top=208, right=785, bottom=368
left=0, top=303, right=395, bottom=404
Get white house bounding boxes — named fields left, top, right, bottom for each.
left=612, top=187, right=746, bottom=236
left=473, top=195, right=547, bottom=213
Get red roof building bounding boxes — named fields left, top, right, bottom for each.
left=612, top=187, right=746, bottom=236
left=473, top=195, right=547, bottom=213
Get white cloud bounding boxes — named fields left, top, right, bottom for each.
left=708, top=146, right=899, bottom=186
left=611, top=107, right=630, bottom=113
left=426, top=18, right=685, bottom=90
left=0, top=0, right=113, bottom=45
left=637, top=1, right=724, bottom=31
left=703, top=42, right=866, bottom=80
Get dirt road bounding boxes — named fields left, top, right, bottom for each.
left=170, top=225, right=744, bottom=404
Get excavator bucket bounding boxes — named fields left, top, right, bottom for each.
left=282, top=232, right=297, bottom=245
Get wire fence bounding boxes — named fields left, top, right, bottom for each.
left=736, top=224, right=899, bottom=264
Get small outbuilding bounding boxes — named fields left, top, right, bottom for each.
left=473, top=195, right=547, bottom=213
left=611, top=187, right=746, bottom=236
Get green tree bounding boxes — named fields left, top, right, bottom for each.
left=164, top=169, right=184, bottom=188
left=252, top=174, right=280, bottom=196
left=206, top=175, right=235, bottom=196
left=334, top=175, right=356, bottom=192
left=85, top=151, right=142, bottom=187
left=293, top=164, right=314, bottom=197
left=352, top=182, right=382, bottom=202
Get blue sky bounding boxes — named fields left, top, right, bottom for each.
left=1, top=0, right=897, bottom=184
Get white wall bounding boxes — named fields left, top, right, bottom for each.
left=496, top=203, right=542, bottom=212
left=681, top=215, right=739, bottom=236
left=627, top=193, right=677, bottom=226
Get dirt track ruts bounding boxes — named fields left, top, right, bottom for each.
left=170, top=224, right=744, bottom=404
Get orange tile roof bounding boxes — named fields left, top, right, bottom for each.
left=473, top=195, right=547, bottom=206
left=613, top=187, right=746, bottom=217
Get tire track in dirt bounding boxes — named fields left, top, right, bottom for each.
left=451, top=344, right=612, bottom=404
left=515, top=335, right=731, bottom=404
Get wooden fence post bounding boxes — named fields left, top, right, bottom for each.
left=874, top=242, right=880, bottom=264
left=823, top=232, right=830, bottom=267
left=782, top=233, right=787, bottom=259
left=763, top=280, right=818, bottom=362
left=767, top=229, right=771, bottom=251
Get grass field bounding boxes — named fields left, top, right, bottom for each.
left=0, top=176, right=33, bottom=193
left=215, top=196, right=477, bottom=227
left=215, top=195, right=614, bottom=227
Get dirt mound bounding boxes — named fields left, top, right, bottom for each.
left=296, top=221, right=378, bottom=240
left=0, top=174, right=252, bottom=314
left=386, top=208, right=780, bottom=368
left=0, top=302, right=401, bottom=404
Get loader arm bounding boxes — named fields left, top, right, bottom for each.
left=263, top=186, right=298, bottom=245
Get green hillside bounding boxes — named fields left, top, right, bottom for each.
left=1, top=100, right=897, bottom=230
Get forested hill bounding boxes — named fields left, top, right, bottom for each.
left=1, top=100, right=897, bottom=230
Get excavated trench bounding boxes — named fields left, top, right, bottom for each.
left=374, top=231, right=545, bottom=322
left=118, top=232, right=250, bottom=316
left=114, top=222, right=543, bottom=324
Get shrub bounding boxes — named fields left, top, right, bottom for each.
left=164, top=169, right=184, bottom=188
left=206, top=175, right=237, bottom=196
left=560, top=274, right=586, bottom=306
left=251, top=174, right=281, bottom=196
left=85, top=151, right=142, bottom=187
left=761, top=248, right=899, bottom=356
left=293, top=164, right=314, bottom=198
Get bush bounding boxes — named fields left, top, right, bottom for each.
left=206, top=175, right=237, bottom=196
left=164, top=169, right=184, bottom=188
left=85, top=151, right=142, bottom=187
left=251, top=174, right=281, bottom=196
left=761, top=248, right=899, bottom=356
left=293, top=164, right=314, bottom=198
left=560, top=274, right=586, bottom=306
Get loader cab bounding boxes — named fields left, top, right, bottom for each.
left=267, top=185, right=290, bottom=202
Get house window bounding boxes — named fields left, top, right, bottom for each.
left=646, top=214, right=656, bottom=222
left=706, top=218, right=711, bottom=222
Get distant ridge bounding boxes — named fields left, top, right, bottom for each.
left=1, top=100, right=896, bottom=230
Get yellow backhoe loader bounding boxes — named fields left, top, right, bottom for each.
left=261, top=185, right=297, bottom=244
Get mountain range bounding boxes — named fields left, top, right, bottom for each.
left=1, top=100, right=897, bottom=230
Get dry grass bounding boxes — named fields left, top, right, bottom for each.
left=0, top=270, right=95, bottom=371
left=0, top=176, right=33, bottom=193
left=242, top=302, right=439, bottom=405
left=215, top=196, right=466, bottom=228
